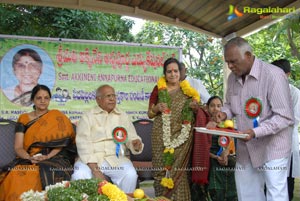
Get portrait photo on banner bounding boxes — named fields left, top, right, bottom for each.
left=0, top=44, right=55, bottom=107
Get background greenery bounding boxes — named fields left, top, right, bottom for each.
left=0, top=4, right=299, bottom=98
left=0, top=4, right=300, bottom=201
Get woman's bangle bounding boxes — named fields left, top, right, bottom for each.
left=149, top=109, right=157, bottom=117
left=149, top=105, right=157, bottom=116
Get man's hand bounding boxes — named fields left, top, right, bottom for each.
left=241, top=129, right=255, bottom=142
left=88, top=163, right=107, bottom=180
left=132, top=139, right=142, bottom=152
left=92, top=170, right=107, bottom=180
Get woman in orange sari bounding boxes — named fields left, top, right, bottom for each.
left=0, top=84, right=76, bottom=201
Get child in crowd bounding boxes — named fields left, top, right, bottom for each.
left=206, top=95, right=237, bottom=201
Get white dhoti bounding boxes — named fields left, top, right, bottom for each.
left=71, top=160, right=138, bottom=193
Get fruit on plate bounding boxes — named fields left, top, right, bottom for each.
left=217, top=121, right=225, bottom=128
left=133, top=188, right=145, bottom=199
left=223, top=119, right=234, bottom=129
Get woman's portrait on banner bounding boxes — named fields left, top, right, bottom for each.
left=0, top=44, right=55, bottom=106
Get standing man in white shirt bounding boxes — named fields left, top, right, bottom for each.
left=271, top=59, right=300, bottom=201
left=180, top=62, right=211, bottom=104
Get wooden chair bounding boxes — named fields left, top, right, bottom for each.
left=0, top=119, right=17, bottom=172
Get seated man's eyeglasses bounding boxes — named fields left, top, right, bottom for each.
left=101, top=94, right=117, bottom=99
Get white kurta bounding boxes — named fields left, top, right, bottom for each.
left=289, top=84, right=300, bottom=178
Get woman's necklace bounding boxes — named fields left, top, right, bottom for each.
left=157, top=76, right=200, bottom=149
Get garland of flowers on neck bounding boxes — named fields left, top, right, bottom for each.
left=157, top=76, right=200, bottom=189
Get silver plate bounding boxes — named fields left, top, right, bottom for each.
left=194, top=127, right=249, bottom=139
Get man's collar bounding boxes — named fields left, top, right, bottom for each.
left=93, top=106, right=122, bottom=114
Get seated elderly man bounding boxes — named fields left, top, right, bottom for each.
left=72, top=84, right=144, bottom=193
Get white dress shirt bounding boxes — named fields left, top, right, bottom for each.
left=289, top=84, right=300, bottom=178
left=185, top=76, right=210, bottom=104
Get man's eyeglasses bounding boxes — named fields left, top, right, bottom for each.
left=101, top=94, right=117, bottom=99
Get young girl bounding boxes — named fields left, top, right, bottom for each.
left=206, top=95, right=237, bottom=201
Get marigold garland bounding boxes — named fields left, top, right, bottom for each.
left=157, top=76, right=200, bottom=189
left=157, top=77, right=200, bottom=103
left=160, top=177, right=174, bottom=189
left=179, top=79, right=200, bottom=103
left=100, top=182, right=128, bottom=200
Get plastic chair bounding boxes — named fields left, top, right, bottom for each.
left=0, top=119, right=17, bottom=171
left=130, top=119, right=154, bottom=182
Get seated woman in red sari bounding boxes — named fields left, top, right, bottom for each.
left=0, top=84, right=76, bottom=201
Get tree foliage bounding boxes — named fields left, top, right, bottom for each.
left=0, top=4, right=299, bottom=90
left=135, top=15, right=300, bottom=92
left=246, top=13, right=300, bottom=87
left=135, top=22, right=224, bottom=97
left=0, top=4, right=135, bottom=42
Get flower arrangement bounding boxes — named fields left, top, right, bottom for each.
left=20, top=179, right=128, bottom=201
left=179, top=79, right=200, bottom=103
left=20, top=179, right=173, bottom=201
left=157, top=76, right=200, bottom=189
left=99, top=180, right=127, bottom=200
left=161, top=148, right=174, bottom=189
left=162, top=148, right=174, bottom=170
left=160, top=177, right=174, bottom=189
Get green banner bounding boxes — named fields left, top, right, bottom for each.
left=0, top=36, right=181, bottom=122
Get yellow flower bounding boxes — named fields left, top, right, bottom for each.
left=180, top=80, right=200, bottom=103
left=157, top=76, right=200, bottom=103
left=102, top=183, right=128, bottom=201
left=157, top=76, right=167, bottom=89
left=160, top=177, right=174, bottom=189
left=163, top=148, right=175, bottom=154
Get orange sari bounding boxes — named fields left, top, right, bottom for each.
left=0, top=110, right=75, bottom=201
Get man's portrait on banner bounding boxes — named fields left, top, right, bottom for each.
left=0, top=44, right=55, bottom=106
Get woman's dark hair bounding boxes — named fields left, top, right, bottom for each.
left=207, top=95, right=223, bottom=106
left=12, top=48, right=43, bottom=68
left=30, top=84, right=51, bottom=102
left=163, top=57, right=182, bottom=75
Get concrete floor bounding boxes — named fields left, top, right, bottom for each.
left=140, top=179, right=300, bottom=200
